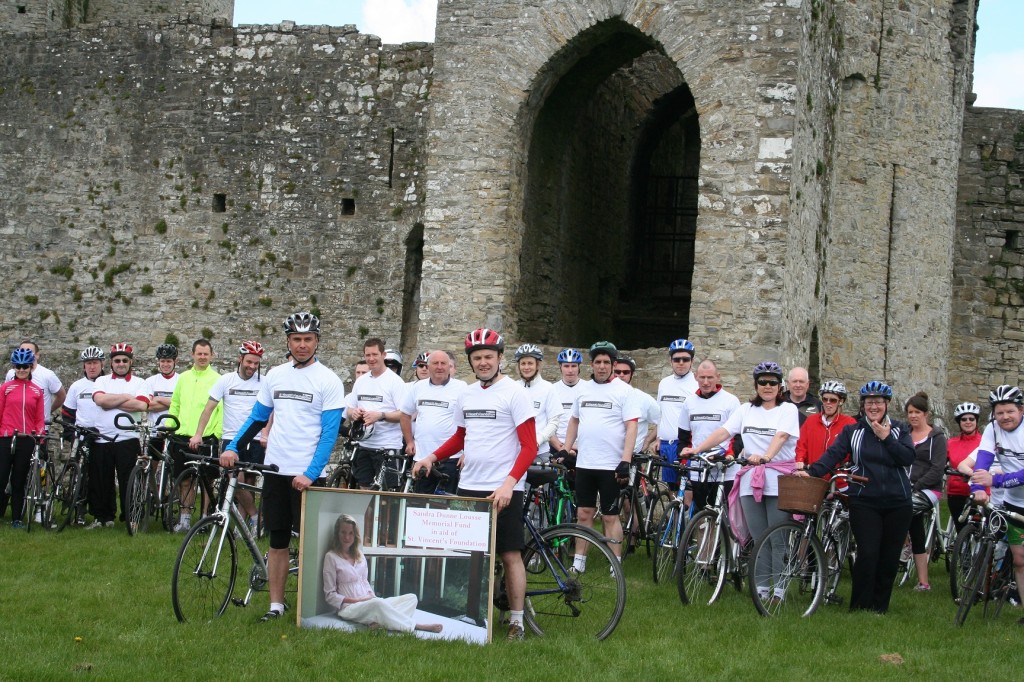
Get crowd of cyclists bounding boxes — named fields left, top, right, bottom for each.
left=2, top=322, right=1022, bottom=632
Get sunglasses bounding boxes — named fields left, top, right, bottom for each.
left=957, top=416, right=977, bottom=422
left=821, top=397, right=842, bottom=404
left=13, top=364, right=31, bottom=370
left=671, top=356, right=693, bottom=363
left=111, top=358, right=131, bottom=364
left=756, top=379, right=781, bottom=387
left=613, top=370, right=632, bottom=375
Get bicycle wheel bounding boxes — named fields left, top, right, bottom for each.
left=821, top=518, right=851, bottom=601
left=23, top=461, right=41, bottom=532
left=642, top=490, right=673, bottom=556
left=157, top=460, right=177, bottom=532
left=749, top=521, right=825, bottom=617
left=522, top=523, right=627, bottom=640
left=949, top=523, right=982, bottom=601
left=677, top=509, right=726, bottom=605
left=954, top=541, right=992, bottom=627
left=55, top=460, right=81, bottom=531
left=124, top=464, right=149, bottom=536
left=171, top=516, right=238, bottom=623
left=652, top=508, right=681, bottom=584
left=169, top=468, right=206, bottom=532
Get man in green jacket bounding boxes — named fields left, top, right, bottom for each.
left=169, top=338, right=222, bottom=532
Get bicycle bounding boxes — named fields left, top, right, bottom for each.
left=21, top=430, right=60, bottom=532
left=675, top=451, right=750, bottom=606
left=324, top=420, right=363, bottom=489
left=954, top=500, right=1024, bottom=626
left=167, top=437, right=221, bottom=533
left=494, top=483, right=627, bottom=640
left=896, top=486, right=953, bottom=587
left=617, top=451, right=671, bottom=557
left=652, top=457, right=699, bottom=584
left=747, top=469, right=867, bottom=617
left=115, top=413, right=180, bottom=535
left=52, top=419, right=110, bottom=530
left=171, top=453, right=297, bottom=623
left=524, top=460, right=576, bottom=532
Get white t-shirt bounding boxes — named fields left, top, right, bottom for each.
left=6, top=364, right=63, bottom=418
left=91, top=373, right=152, bottom=441
left=721, top=402, right=800, bottom=496
left=345, top=368, right=407, bottom=449
left=980, top=421, right=1024, bottom=507
left=144, top=372, right=178, bottom=426
left=209, top=371, right=263, bottom=441
left=260, top=361, right=345, bottom=476
left=633, top=388, right=660, bottom=454
left=572, top=378, right=642, bottom=470
left=400, top=377, right=467, bottom=462
left=656, top=371, right=698, bottom=441
left=680, top=389, right=742, bottom=481
left=64, top=376, right=103, bottom=429
left=454, top=376, right=534, bottom=492
left=550, top=380, right=582, bottom=442
left=518, top=377, right=562, bottom=458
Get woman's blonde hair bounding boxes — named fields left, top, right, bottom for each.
left=332, top=514, right=363, bottom=561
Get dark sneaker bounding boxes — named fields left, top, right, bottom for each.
left=258, top=610, right=284, bottom=623
left=506, top=623, right=525, bottom=641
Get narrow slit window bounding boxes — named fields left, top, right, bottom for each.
left=212, top=193, right=227, bottom=213
left=341, top=198, right=356, bottom=216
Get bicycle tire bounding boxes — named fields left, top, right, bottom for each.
left=652, top=508, right=681, bottom=584
left=949, top=523, right=982, bottom=602
left=158, top=460, right=177, bottom=532
left=821, top=518, right=851, bottom=599
left=125, top=464, right=149, bottom=536
left=522, top=523, right=627, bottom=640
left=749, top=521, right=826, bottom=617
left=172, top=516, right=238, bottom=623
left=954, top=541, right=992, bottom=627
left=169, top=467, right=206, bottom=532
left=676, top=509, right=726, bottom=606
left=55, top=461, right=81, bottom=531
left=23, top=461, right=41, bottom=532
left=643, top=490, right=673, bottom=557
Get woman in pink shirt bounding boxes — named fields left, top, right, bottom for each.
left=0, top=348, right=46, bottom=528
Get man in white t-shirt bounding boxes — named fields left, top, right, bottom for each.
left=678, top=359, right=741, bottom=511
left=90, top=343, right=152, bottom=529
left=656, top=339, right=698, bottom=491
left=549, top=348, right=584, bottom=456
left=193, top=341, right=266, bottom=530
left=400, top=350, right=467, bottom=494
left=222, top=313, right=345, bottom=623
left=5, top=339, right=66, bottom=420
left=346, top=338, right=408, bottom=489
left=61, top=346, right=107, bottom=430
left=144, top=343, right=179, bottom=458
left=412, top=329, right=537, bottom=641
left=514, top=343, right=562, bottom=464
left=564, top=341, right=640, bottom=566
left=612, top=355, right=659, bottom=454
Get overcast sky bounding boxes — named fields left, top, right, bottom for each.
left=234, top=0, right=1022, bottom=110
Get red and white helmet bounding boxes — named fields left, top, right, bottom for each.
left=109, top=343, right=134, bottom=359
left=239, top=341, right=265, bottom=358
left=465, top=328, right=504, bottom=356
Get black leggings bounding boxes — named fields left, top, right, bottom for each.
left=947, top=494, right=970, bottom=534
left=0, top=435, right=34, bottom=522
left=847, top=499, right=913, bottom=613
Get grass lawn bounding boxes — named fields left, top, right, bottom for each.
left=0, top=521, right=1020, bottom=680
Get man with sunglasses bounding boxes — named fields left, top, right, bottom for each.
left=612, top=355, right=659, bottom=455
left=656, top=339, right=698, bottom=491
left=795, top=380, right=856, bottom=472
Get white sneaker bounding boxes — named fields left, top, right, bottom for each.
left=34, top=510, right=42, bottom=523
left=174, top=520, right=192, bottom=533
left=85, top=520, right=104, bottom=530
left=103, top=520, right=115, bottom=528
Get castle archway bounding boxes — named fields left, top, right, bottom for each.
left=514, top=20, right=699, bottom=348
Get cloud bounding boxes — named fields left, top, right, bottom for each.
left=973, top=50, right=1024, bottom=110
left=362, top=0, right=437, bottom=44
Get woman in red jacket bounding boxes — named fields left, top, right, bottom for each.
left=0, top=348, right=47, bottom=528
left=946, top=402, right=982, bottom=533
left=796, top=381, right=857, bottom=471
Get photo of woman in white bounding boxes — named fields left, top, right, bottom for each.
left=322, top=514, right=443, bottom=634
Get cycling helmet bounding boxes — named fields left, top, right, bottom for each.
left=589, top=341, right=618, bottom=361
left=79, top=346, right=105, bottom=362
left=10, top=348, right=35, bottom=366
left=668, top=339, right=695, bottom=355
left=859, top=381, right=893, bottom=399
left=818, top=380, right=848, bottom=399
left=989, top=385, right=1024, bottom=407
left=911, top=491, right=933, bottom=516
left=109, top=343, right=134, bottom=359
left=752, top=361, right=783, bottom=380
left=239, top=341, right=265, bottom=357
left=557, top=348, right=583, bottom=364
left=283, top=311, right=320, bottom=336
left=383, top=349, right=403, bottom=365
left=952, top=402, right=981, bottom=419
left=514, top=343, right=544, bottom=361
left=465, top=328, right=504, bottom=356
left=616, top=354, right=637, bottom=372
left=414, top=351, right=430, bottom=367
left=155, top=343, right=178, bottom=360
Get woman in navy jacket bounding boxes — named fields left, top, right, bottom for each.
left=798, top=381, right=915, bottom=613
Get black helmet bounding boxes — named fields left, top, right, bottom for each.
left=155, top=344, right=178, bottom=360
left=283, top=312, right=320, bottom=336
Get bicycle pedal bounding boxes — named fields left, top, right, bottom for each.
left=825, top=594, right=844, bottom=605
left=231, top=598, right=247, bottom=607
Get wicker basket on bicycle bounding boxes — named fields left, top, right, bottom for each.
left=777, top=475, right=830, bottom=515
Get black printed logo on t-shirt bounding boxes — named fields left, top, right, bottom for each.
left=229, top=389, right=259, bottom=397
left=358, top=394, right=384, bottom=403
left=661, top=395, right=687, bottom=403
left=274, top=390, right=313, bottom=403
left=581, top=401, right=613, bottom=409
left=743, top=426, right=777, bottom=437
left=691, top=414, right=722, bottom=422
left=464, top=409, right=496, bottom=419
left=154, top=391, right=174, bottom=397
left=562, top=402, right=573, bottom=409
left=418, top=399, right=450, bottom=409
left=533, top=400, right=541, bottom=409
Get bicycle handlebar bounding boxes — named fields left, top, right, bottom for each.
left=182, top=450, right=280, bottom=475
left=115, top=412, right=180, bottom=433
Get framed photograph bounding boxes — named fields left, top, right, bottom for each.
left=297, top=487, right=496, bottom=644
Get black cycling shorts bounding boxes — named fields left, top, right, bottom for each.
left=458, top=488, right=524, bottom=554
left=574, top=467, right=621, bottom=515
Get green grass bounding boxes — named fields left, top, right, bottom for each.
left=0, top=523, right=1020, bottom=680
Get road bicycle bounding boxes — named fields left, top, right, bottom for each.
left=748, top=468, right=867, bottom=617
left=324, top=421, right=362, bottom=489
left=167, top=437, right=221, bottom=532
left=116, top=413, right=180, bottom=535
left=171, top=454, right=297, bottom=623
left=52, top=419, right=107, bottom=531
left=21, top=431, right=59, bottom=531
left=896, top=485, right=955, bottom=587
left=524, top=460, right=576, bottom=532
left=652, top=457, right=700, bottom=584
left=617, top=451, right=671, bottom=557
left=953, top=500, right=1024, bottom=626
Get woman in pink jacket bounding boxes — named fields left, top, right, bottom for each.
left=0, top=348, right=46, bottom=528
